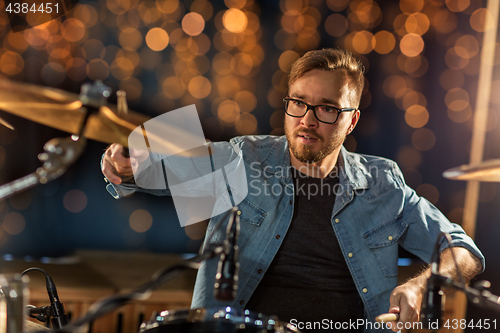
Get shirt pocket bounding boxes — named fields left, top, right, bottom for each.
left=237, top=197, right=267, bottom=227
left=362, top=215, right=408, bottom=278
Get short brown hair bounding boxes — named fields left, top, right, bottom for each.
left=288, top=48, right=365, bottom=107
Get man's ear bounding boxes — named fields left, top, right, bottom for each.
left=346, top=110, right=360, bottom=135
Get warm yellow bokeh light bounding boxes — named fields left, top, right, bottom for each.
left=372, top=31, right=395, bottom=54
left=146, top=28, right=170, bottom=51
left=383, top=75, right=407, bottom=99
left=223, top=8, right=248, bottom=33
left=86, top=59, right=110, bottom=80
left=188, top=76, right=212, bottom=99
left=163, top=77, right=186, bottom=99
left=60, top=18, right=86, bottom=42
left=235, top=113, right=258, bottom=134
left=156, top=0, right=179, bottom=14
left=218, top=100, right=240, bottom=124
left=111, top=57, right=135, bottom=80
left=0, top=51, right=24, bottom=75
left=445, top=47, right=469, bottom=70
left=324, top=13, right=348, bottom=37
left=447, top=105, right=472, bottom=123
left=400, top=33, right=424, bottom=57
left=446, top=0, right=470, bottom=12
left=454, top=35, right=479, bottom=59
left=119, top=27, right=143, bottom=51
left=399, top=0, right=424, bottom=14
left=278, top=50, right=300, bottom=73
left=230, top=52, right=253, bottom=76
left=326, top=0, right=349, bottom=12
left=212, top=52, right=232, bottom=75
left=402, top=90, right=427, bottom=110
left=405, top=105, right=429, bottom=128
left=445, top=88, right=469, bottom=111
left=470, top=8, right=494, bottom=32
left=182, top=12, right=205, bottom=36
left=352, top=30, right=374, bottom=54
left=281, top=0, right=304, bottom=15
left=235, top=91, right=257, bottom=113
left=405, top=13, right=430, bottom=35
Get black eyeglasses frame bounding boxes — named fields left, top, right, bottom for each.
left=283, top=97, right=358, bottom=124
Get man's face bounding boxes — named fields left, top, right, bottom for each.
left=285, top=69, right=360, bottom=164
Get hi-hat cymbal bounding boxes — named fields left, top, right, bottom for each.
left=443, top=159, right=500, bottom=182
left=0, top=79, right=182, bottom=151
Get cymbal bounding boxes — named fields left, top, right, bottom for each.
left=0, top=79, right=206, bottom=157
left=0, top=79, right=149, bottom=146
left=443, top=159, right=500, bottom=182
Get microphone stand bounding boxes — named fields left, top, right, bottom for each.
left=431, top=273, right=500, bottom=313
left=0, top=136, right=86, bottom=201
left=27, top=242, right=227, bottom=333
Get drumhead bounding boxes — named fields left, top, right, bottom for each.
left=139, top=307, right=301, bottom=333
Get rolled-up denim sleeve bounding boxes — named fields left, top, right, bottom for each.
left=393, top=165, right=485, bottom=272
left=101, top=152, right=171, bottom=199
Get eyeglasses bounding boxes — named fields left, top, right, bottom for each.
left=283, top=97, right=358, bottom=124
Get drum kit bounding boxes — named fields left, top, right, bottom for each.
left=0, top=79, right=301, bottom=332
left=0, top=78, right=500, bottom=332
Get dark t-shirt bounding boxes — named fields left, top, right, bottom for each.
left=246, top=167, right=363, bottom=332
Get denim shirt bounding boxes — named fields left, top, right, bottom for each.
left=105, top=135, right=484, bottom=333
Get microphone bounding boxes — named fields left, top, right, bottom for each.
left=420, top=235, right=445, bottom=331
left=214, top=207, right=240, bottom=301
left=45, top=275, right=69, bottom=329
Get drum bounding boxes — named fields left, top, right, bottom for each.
left=139, top=307, right=301, bottom=333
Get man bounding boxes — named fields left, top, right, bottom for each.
left=102, top=48, right=484, bottom=332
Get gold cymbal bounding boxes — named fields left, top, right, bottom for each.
left=443, top=159, right=500, bottom=182
left=0, top=79, right=205, bottom=157
left=0, top=79, right=148, bottom=146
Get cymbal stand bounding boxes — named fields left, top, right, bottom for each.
left=0, top=81, right=112, bottom=201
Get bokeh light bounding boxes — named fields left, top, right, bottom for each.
left=223, top=8, right=247, bottom=33
left=63, top=190, right=88, bottom=213
left=2, top=212, right=26, bottom=235
left=411, top=128, right=436, bottom=151
left=182, top=12, right=205, bottom=36
left=400, top=33, right=424, bottom=57
left=417, top=183, right=440, bottom=205
left=470, top=8, right=494, bottom=32
left=129, top=209, right=153, bottom=233
left=146, top=28, right=170, bottom=51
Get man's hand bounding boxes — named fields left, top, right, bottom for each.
left=385, top=247, right=482, bottom=332
left=386, top=275, right=426, bottom=332
left=102, top=143, right=133, bottom=184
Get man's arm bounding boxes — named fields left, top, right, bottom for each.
left=387, top=247, right=482, bottom=331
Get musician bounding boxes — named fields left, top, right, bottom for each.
left=101, top=48, right=484, bottom=332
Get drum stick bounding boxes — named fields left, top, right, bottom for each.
left=375, top=313, right=399, bottom=323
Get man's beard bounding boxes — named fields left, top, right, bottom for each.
left=285, top=124, right=346, bottom=164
